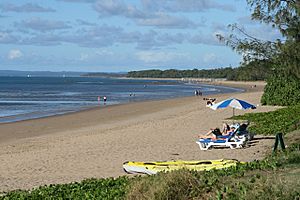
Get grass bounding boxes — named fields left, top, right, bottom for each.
left=231, top=104, right=300, bottom=135
left=0, top=177, right=130, bottom=200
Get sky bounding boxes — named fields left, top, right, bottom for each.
left=0, top=0, right=282, bottom=72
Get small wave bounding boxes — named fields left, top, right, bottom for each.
left=0, top=102, right=36, bottom=106
left=0, top=100, right=97, bottom=104
left=60, top=92, right=82, bottom=96
left=0, top=110, right=28, bottom=118
left=76, top=81, right=103, bottom=84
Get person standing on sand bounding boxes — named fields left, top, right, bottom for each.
left=103, top=96, right=107, bottom=103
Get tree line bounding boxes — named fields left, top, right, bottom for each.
left=127, top=59, right=272, bottom=81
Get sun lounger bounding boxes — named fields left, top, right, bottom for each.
left=196, top=127, right=246, bottom=150
left=235, top=123, right=255, bottom=141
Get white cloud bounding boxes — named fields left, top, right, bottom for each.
left=137, top=13, right=196, bottom=29
left=93, top=1, right=197, bottom=29
left=79, top=53, right=89, bottom=61
left=0, top=31, right=18, bottom=43
left=8, top=49, right=23, bottom=60
left=94, top=0, right=144, bottom=18
left=0, top=3, right=55, bottom=13
left=96, top=49, right=113, bottom=56
left=141, top=0, right=236, bottom=12
left=78, top=50, right=114, bottom=62
left=15, top=17, right=71, bottom=32
left=57, top=0, right=96, bottom=3
left=136, top=51, right=188, bottom=64
left=203, top=53, right=217, bottom=63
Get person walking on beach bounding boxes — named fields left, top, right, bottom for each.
left=195, top=90, right=198, bottom=96
left=103, top=96, right=107, bottom=104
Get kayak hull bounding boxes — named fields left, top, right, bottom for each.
left=123, top=159, right=244, bottom=175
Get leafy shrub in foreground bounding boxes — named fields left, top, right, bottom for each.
left=0, top=177, right=129, bottom=200
left=125, top=143, right=300, bottom=200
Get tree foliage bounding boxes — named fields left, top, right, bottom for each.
left=248, top=0, right=300, bottom=41
left=127, top=68, right=234, bottom=79
left=218, top=0, right=300, bottom=106
left=261, top=73, right=300, bottom=106
left=127, top=62, right=271, bottom=81
left=216, top=24, right=280, bottom=63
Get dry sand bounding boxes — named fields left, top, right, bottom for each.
left=0, top=81, right=277, bottom=192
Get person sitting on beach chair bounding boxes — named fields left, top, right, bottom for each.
left=218, top=126, right=236, bottom=138
left=199, top=124, right=235, bottom=140
left=221, top=123, right=230, bottom=135
left=199, top=128, right=222, bottom=140
left=196, top=126, right=244, bottom=150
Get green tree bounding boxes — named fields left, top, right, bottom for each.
left=248, top=0, right=300, bottom=41
left=217, top=0, right=300, bottom=106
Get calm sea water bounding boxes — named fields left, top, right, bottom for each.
left=0, top=77, right=243, bottom=123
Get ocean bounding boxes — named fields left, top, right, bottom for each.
left=0, top=76, right=243, bottom=123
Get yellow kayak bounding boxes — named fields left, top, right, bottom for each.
left=123, top=159, right=244, bottom=175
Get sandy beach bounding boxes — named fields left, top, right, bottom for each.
left=0, top=81, right=278, bottom=192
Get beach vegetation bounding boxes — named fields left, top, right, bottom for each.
left=0, top=177, right=129, bottom=200
left=217, top=0, right=300, bottom=106
left=232, top=104, right=300, bottom=135
left=1, top=108, right=300, bottom=199
left=126, top=143, right=300, bottom=200
left=261, top=41, right=300, bottom=106
left=127, top=63, right=271, bottom=81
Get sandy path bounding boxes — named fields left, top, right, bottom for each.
left=0, top=85, right=278, bottom=192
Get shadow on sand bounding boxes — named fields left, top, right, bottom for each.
left=252, top=136, right=276, bottom=140
left=245, top=135, right=275, bottom=148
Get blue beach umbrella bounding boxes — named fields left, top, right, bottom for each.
left=210, top=98, right=256, bottom=116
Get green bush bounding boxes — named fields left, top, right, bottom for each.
left=261, top=73, right=300, bottom=106
left=0, top=177, right=129, bottom=200
left=232, top=104, right=300, bottom=135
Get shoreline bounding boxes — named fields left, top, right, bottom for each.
left=122, top=77, right=266, bottom=92
left=0, top=80, right=277, bottom=192
left=0, top=80, right=249, bottom=143
left=0, top=92, right=239, bottom=144
left=0, top=78, right=244, bottom=125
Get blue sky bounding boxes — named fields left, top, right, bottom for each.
left=0, top=0, right=281, bottom=72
